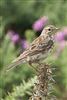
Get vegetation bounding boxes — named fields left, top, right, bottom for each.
left=0, top=0, right=67, bottom=99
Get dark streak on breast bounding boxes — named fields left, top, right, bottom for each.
left=46, top=39, right=54, bottom=50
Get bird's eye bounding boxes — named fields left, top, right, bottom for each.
left=48, top=28, right=51, bottom=31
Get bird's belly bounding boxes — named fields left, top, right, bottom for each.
left=30, top=48, right=52, bottom=61
left=26, top=47, right=52, bottom=63
left=29, top=52, right=48, bottom=62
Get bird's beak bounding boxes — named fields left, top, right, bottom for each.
left=53, top=27, right=60, bottom=34
left=56, top=28, right=59, bottom=30
left=55, top=27, right=60, bottom=33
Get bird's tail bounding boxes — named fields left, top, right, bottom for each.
left=6, top=57, right=26, bottom=72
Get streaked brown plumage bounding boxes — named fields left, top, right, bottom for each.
left=6, top=25, right=59, bottom=71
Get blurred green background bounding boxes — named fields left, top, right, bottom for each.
left=0, top=0, right=67, bottom=100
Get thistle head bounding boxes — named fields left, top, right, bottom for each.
left=41, top=25, right=59, bottom=36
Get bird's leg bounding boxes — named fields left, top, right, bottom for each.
left=28, top=61, right=39, bottom=73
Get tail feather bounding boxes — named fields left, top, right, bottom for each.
left=6, top=58, right=25, bottom=72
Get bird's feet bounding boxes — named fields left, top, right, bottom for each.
left=28, top=61, right=40, bottom=73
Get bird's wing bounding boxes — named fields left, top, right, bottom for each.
left=28, top=36, right=54, bottom=56
left=14, top=36, right=44, bottom=60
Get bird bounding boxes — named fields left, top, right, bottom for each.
left=6, top=25, right=59, bottom=72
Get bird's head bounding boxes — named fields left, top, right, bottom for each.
left=41, top=25, right=59, bottom=37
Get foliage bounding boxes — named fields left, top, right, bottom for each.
left=2, top=76, right=37, bottom=100
left=0, top=35, right=34, bottom=99
left=0, top=0, right=67, bottom=100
